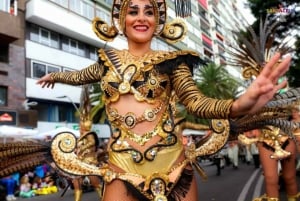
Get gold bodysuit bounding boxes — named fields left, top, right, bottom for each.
left=50, top=49, right=233, bottom=200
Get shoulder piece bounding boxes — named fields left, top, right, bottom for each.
left=98, top=49, right=205, bottom=75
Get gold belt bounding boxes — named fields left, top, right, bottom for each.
left=107, top=102, right=163, bottom=129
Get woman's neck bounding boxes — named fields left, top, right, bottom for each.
left=128, top=42, right=152, bottom=57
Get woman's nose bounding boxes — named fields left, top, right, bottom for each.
left=137, top=13, right=146, bottom=22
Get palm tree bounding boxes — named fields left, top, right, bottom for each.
left=89, top=82, right=107, bottom=124
left=195, top=63, right=241, bottom=99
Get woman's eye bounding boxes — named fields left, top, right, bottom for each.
left=145, top=10, right=154, bottom=16
left=128, top=10, right=138, bottom=15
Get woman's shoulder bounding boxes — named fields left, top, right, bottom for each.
left=98, top=48, right=200, bottom=59
left=97, top=48, right=205, bottom=73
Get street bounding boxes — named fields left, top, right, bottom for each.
left=18, top=160, right=299, bottom=201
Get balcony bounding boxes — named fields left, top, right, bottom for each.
left=0, top=11, right=22, bottom=43
left=25, top=0, right=126, bottom=49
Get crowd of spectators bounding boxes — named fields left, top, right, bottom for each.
left=0, top=164, right=58, bottom=201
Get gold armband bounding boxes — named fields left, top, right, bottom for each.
left=171, top=64, right=233, bottom=119
left=50, top=62, right=104, bottom=85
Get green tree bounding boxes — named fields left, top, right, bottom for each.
left=89, top=82, right=107, bottom=124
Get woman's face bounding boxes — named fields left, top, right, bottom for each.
left=124, top=0, right=156, bottom=44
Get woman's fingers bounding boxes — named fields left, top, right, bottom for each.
left=260, top=52, right=281, bottom=76
left=269, top=55, right=291, bottom=82
left=261, top=53, right=291, bottom=82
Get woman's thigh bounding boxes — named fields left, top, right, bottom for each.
left=102, top=176, right=199, bottom=201
left=102, top=179, right=138, bottom=201
left=258, top=143, right=279, bottom=178
left=181, top=175, right=198, bottom=201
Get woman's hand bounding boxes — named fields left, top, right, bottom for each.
left=231, top=52, right=291, bottom=117
left=36, top=74, right=55, bottom=88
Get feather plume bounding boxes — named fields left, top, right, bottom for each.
left=0, top=141, right=51, bottom=177
left=230, top=87, right=300, bottom=136
left=226, top=17, right=292, bottom=78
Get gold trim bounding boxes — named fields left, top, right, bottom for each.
left=107, top=101, right=164, bottom=129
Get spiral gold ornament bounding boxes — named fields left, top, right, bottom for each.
left=93, top=17, right=118, bottom=42
left=242, top=66, right=260, bottom=79
left=51, top=132, right=112, bottom=178
left=211, top=119, right=227, bottom=134
left=54, top=132, right=77, bottom=153
left=160, top=19, right=187, bottom=44
left=185, top=119, right=230, bottom=159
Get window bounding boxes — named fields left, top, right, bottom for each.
left=0, top=44, right=9, bottom=63
left=58, top=105, right=78, bottom=122
left=29, top=24, right=59, bottom=49
left=62, top=36, right=86, bottom=57
left=0, top=86, right=8, bottom=106
left=32, top=62, right=46, bottom=78
left=35, top=103, right=49, bottom=121
left=96, top=8, right=111, bottom=24
left=50, top=0, right=68, bottom=8
left=40, top=28, right=51, bottom=46
left=0, top=0, right=15, bottom=14
left=81, top=1, right=94, bottom=20
left=70, top=0, right=81, bottom=14
left=48, top=65, right=60, bottom=74
left=69, top=39, right=78, bottom=54
left=89, top=47, right=98, bottom=60
left=32, top=61, right=60, bottom=78
left=63, top=68, right=73, bottom=72
left=36, top=102, right=78, bottom=122
left=29, top=24, right=40, bottom=42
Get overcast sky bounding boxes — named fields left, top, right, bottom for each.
left=236, top=0, right=256, bottom=24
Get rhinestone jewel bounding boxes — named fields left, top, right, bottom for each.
left=64, top=139, right=71, bottom=145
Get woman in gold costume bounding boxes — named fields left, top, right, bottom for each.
left=32, top=0, right=297, bottom=200
left=240, top=126, right=300, bottom=201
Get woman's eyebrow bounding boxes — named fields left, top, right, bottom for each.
left=128, top=5, right=138, bottom=9
left=128, top=4, right=153, bottom=9
left=144, top=5, right=153, bottom=9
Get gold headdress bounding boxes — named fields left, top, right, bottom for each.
left=93, top=0, right=187, bottom=43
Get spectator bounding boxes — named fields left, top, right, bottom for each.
left=34, top=164, right=49, bottom=179
left=0, top=176, right=17, bottom=201
left=19, top=175, right=35, bottom=198
left=250, top=142, right=260, bottom=169
left=228, top=141, right=239, bottom=169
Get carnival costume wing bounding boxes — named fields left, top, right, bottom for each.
left=0, top=140, right=51, bottom=177
left=0, top=85, right=102, bottom=179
